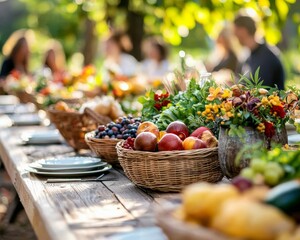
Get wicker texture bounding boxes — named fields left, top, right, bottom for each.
left=156, top=205, right=231, bottom=240
left=15, top=91, right=37, bottom=104
left=85, top=131, right=121, bottom=165
left=116, top=141, right=223, bottom=192
left=48, top=107, right=111, bottom=150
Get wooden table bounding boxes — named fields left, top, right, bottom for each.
left=0, top=126, right=176, bottom=240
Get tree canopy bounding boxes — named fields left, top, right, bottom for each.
left=3, top=0, right=300, bottom=63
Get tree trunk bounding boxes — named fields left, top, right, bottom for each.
left=82, top=19, right=98, bottom=65
left=127, top=11, right=144, bottom=61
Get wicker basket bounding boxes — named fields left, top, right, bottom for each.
left=85, top=131, right=121, bottom=166
left=47, top=107, right=111, bottom=150
left=15, top=91, right=37, bottom=104
left=156, top=204, right=231, bottom=240
left=116, top=141, right=223, bottom=192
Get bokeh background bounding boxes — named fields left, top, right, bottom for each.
left=0, top=0, right=300, bottom=85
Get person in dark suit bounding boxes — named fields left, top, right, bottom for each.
left=234, top=14, right=285, bottom=90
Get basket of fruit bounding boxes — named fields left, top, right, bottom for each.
left=156, top=180, right=300, bottom=240
left=85, top=116, right=141, bottom=166
left=116, top=121, right=223, bottom=192
left=48, top=101, right=111, bottom=150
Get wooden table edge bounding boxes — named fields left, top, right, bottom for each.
left=0, top=129, right=77, bottom=240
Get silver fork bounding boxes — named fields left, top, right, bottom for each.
left=46, top=173, right=106, bottom=183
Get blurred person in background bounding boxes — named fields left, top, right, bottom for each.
left=140, top=36, right=169, bottom=85
left=206, top=26, right=239, bottom=73
left=234, top=13, right=285, bottom=90
left=0, top=35, right=30, bottom=79
left=43, top=40, right=66, bottom=83
left=103, top=31, right=138, bottom=78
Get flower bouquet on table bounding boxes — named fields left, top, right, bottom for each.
left=3, top=70, right=36, bottom=103
left=71, top=65, right=103, bottom=98
left=201, top=69, right=292, bottom=178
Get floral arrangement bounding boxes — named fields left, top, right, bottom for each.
left=201, top=71, right=290, bottom=140
left=4, top=70, right=34, bottom=93
left=139, top=69, right=295, bottom=140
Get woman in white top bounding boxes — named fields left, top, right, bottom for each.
left=103, top=31, right=138, bottom=77
left=140, top=36, right=169, bottom=84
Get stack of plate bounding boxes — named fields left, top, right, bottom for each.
left=26, top=156, right=112, bottom=177
left=0, top=103, right=36, bottom=115
left=21, top=130, right=63, bottom=145
left=9, top=113, right=42, bottom=126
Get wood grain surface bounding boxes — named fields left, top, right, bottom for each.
left=0, top=126, right=174, bottom=240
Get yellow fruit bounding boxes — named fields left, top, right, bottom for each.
left=182, top=183, right=239, bottom=224
left=211, top=198, right=295, bottom=240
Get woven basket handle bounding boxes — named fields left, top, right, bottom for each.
left=84, top=107, right=111, bottom=124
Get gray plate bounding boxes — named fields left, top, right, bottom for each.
left=38, top=156, right=102, bottom=168
left=26, top=164, right=112, bottom=177
left=29, top=161, right=107, bottom=172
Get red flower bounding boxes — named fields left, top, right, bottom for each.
left=264, top=121, right=275, bottom=139
left=154, top=103, right=162, bottom=110
left=10, top=70, right=21, bottom=80
left=154, top=94, right=160, bottom=101
left=271, top=105, right=286, bottom=118
left=40, top=87, right=51, bottom=96
left=162, top=92, right=169, bottom=98
left=162, top=100, right=170, bottom=107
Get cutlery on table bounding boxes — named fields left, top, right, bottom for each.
left=46, top=173, right=115, bottom=183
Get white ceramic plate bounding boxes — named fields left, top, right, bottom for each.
left=0, top=104, right=36, bottom=115
left=37, top=156, right=102, bottom=168
left=288, top=134, right=300, bottom=144
left=21, top=130, right=63, bottom=145
left=29, top=161, right=107, bottom=172
left=10, top=114, right=41, bottom=126
left=0, top=95, right=19, bottom=105
left=26, top=164, right=112, bottom=177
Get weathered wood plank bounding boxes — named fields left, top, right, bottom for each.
left=101, top=169, right=156, bottom=228
left=0, top=128, right=77, bottom=240
left=0, top=126, right=177, bottom=240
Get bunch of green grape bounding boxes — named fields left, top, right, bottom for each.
left=240, top=159, right=285, bottom=186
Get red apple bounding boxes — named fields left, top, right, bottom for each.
left=201, top=130, right=218, bottom=148
left=158, top=133, right=184, bottom=151
left=190, top=127, right=212, bottom=138
left=137, top=121, right=160, bottom=138
left=166, top=121, right=189, bottom=140
left=182, top=136, right=207, bottom=150
left=134, top=132, right=157, bottom=151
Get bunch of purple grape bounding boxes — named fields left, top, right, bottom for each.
left=94, top=116, right=141, bottom=140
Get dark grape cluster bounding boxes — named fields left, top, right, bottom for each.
left=94, top=116, right=141, bottom=140
left=122, top=137, right=135, bottom=149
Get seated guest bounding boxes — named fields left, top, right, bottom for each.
left=103, top=31, right=138, bottom=77
left=0, top=36, right=30, bottom=79
left=140, top=36, right=169, bottom=83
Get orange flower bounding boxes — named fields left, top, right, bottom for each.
left=207, top=87, right=223, bottom=101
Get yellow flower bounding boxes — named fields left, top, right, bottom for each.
left=261, top=97, right=269, bottom=106
left=207, top=87, right=223, bottom=101
left=221, top=89, right=232, bottom=99
left=226, top=112, right=234, bottom=118
left=221, top=101, right=233, bottom=112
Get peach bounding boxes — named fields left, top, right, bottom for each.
left=158, top=133, right=184, bottom=151
left=158, top=131, right=166, bottom=141
left=182, top=136, right=207, bottom=150
left=166, top=121, right=189, bottom=140
left=190, top=127, right=211, bottom=139
left=201, top=130, right=218, bottom=148
left=134, top=132, right=157, bottom=152
left=137, top=121, right=160, bottom=138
